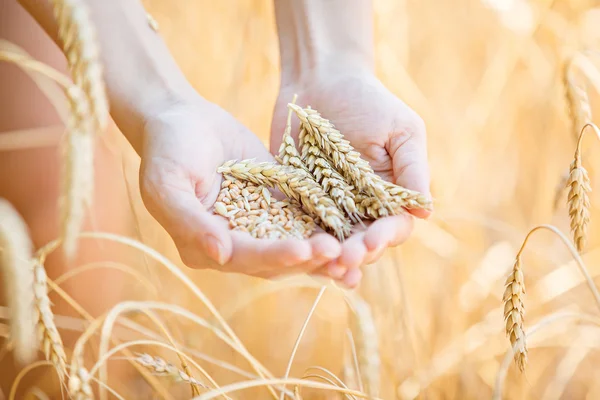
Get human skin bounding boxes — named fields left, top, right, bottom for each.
left=15, top=0, right=431, bottom=287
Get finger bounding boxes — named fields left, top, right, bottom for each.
left=363, top=214, right=414, bottom=252
left=342, top=268, right=363, bottom=289
left=227, top=232, right=312, bottom=275
left=142, top=173, right=233, bottom=266
left=389, top=116, right=432, bottom=219
left=326, top=232, right=367, bottom=279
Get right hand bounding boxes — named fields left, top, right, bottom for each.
left=139, top=96, right=342, bottom=278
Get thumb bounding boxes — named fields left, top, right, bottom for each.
left=141, top=171, right=233, bottom=266
left=389, top=119, right=432, bottom=219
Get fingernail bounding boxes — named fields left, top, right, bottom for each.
left=327, top=263, right=347, bottom=279
left=204, top=234, right=226, bottom=265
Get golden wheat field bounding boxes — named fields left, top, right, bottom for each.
left=2, top=0, right=600, bottom=399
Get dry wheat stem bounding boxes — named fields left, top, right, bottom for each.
left=218, top=160, right=351, bottom=239
left=502, top=256, right=527, bottom=371
left=346, top=294, right=380, bottom=398
left=8, top=360, right=55, bottom=400
left=135, top=353, right=208, bottom=389
left=279, top=286, right=327, bottom=400
left=289, top=103, right=389, bottom=206
left=32, top=258, right=67, bottom=383
left=0, top=199, right=37, bottom=365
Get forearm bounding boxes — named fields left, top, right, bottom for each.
left=274, top=0, right=374, bottom=84
left=18, top=0, right=196, bottom=153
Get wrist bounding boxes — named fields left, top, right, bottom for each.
left=275, top=0, right=374, bottom=87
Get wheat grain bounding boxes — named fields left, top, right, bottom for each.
left=0, top=199, right=37, bottom=365
left=135, top=353, right=208, bottom=389
left=567, top=158, right=591, bottom=253
left=347, top=294, right=380, bottom=398
left=503, top=256, right=527, bottom=372
left=218, top=160, right=351, bottom=239
left=215, top=177, right=316, bottom=239
left=289, top=103, right=389, bottom=207
left=33, top=259, right=67, bottom=382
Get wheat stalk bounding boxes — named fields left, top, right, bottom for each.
left=0, top=199, right=37, bottom=365
left=33, top=258, right=67, bottom=383
left=135, top=353, right=208, bottom=389
left=346, top=294, right=380, bottom=398
left=218, top=160, right=351, bottom=239
left=503, top=256, right=527, bottom=372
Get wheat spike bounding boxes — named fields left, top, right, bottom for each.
left=503, top=256, right=527, bottom=372
left=68, top=366, right=94, bottom=400
left=567, top=158, right=591, bottom=252
left=299, top=127, right=363, bottom=222
left=51, top=0, right=109, bottom=132
left=33, top=259, right=67, bottom=382
left=347, top=294, right=380, bottom=398
left=60, top=86, right=95, bottom=258
left=563, top=60, right=592, bottom=142
left=135, top=353, right=207, bottom=389
left=276, top=98, right=311, bottom=174
left=218, top=160, right=351, bottom=239
left=289, top=104, right=389, bottom=204
left=0, top=199, right=37, bottom=365
left=51, top=0, right=108, bottom=258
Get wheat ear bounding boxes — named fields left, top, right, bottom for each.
left=0, top=199, right=37, bottom=365
left=563, top=56, right=593, bottom=142
left=135, top=353, right=207, bottom=389
left=218, top=160, right=351, bottom=239
left=50, top=0, right=108, bottom=132
left=355, top=179, right=432, bottom=219
left=299, top=127, right=363, bottom=222
left=567, top=123, right=599, bottom=252
left=68, top=366, right=94, bottom=400
left=33, top=257, right=67, bottom=382
left=289, top=104, right=389, bottom=204
left=51, top=0, right=108, bottom=258
left=346, top=294, right=380, bottom=398
left=503, top=256, right=527, bottom=372
left=276, top=94, right=311, bottom=173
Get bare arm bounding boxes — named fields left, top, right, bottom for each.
left=18, top=0, right=196, bottom=153
left=274, top=0, right=374, bottom=84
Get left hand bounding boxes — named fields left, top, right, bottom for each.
left=270, top=70, right=432, bottom=285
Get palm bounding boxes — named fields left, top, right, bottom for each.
left=139, top=99, right=342, bottom=278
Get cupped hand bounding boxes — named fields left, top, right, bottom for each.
left=139, top=96, right=342, bottom=278
left=271, top=71, right=432, bottom=284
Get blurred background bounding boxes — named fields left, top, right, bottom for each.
left=2, top=0, right=600, bottom=399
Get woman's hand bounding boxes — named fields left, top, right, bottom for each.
left=140, top=96, right=342, bottom=278
left=271, top=71, right=432, bottom=282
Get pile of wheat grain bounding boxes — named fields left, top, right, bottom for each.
left=215, top=98, right=432, bottom=240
